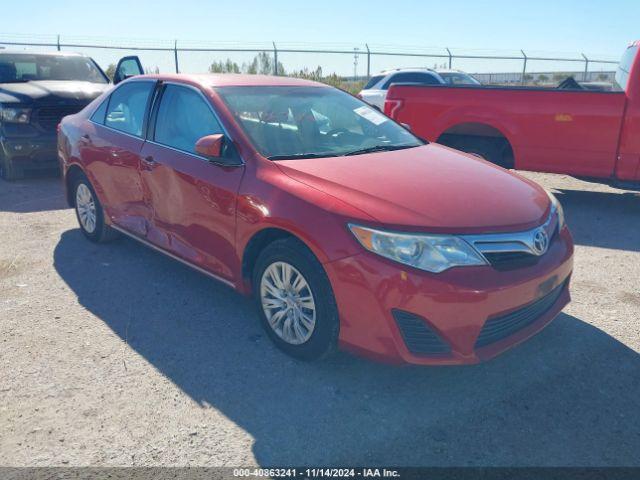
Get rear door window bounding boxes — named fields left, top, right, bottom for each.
left=363, top=74, right=385, bottom=89
left=104, top=81, right=155, bottom=137
left=153, top=84, right=223, bottom=155
left=383, top=72, right=440, bottom=89
left=90, top=97, right=109, bottom=124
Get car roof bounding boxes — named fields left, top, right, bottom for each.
left=136, top=73, right=327, bottom=88
left=379, top=68, right=437, bottom=75
left=433, top=69, right=469, bottom=74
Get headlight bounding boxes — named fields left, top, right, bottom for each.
left=349, top=224, right=487, bottom=273
left=546, top=190, right=565, bottom=229
left=0, top=106, right=31, bottom=124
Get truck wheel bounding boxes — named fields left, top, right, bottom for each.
left=0, top=154, right=21, bottom=181
left=439, top=134, right=513, bottom=169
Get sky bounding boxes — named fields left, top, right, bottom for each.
left=2, top=0, right=639, bottom=76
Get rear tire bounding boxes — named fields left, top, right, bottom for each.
left=438, top=134, right=513, bottom=168
left=72, top=173, right=119, bottom=243
left=253, top=238, right=339, bottom=361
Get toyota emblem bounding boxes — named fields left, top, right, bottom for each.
left=532, top=228, right=549, bottom=255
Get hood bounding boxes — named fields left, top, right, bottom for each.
left=276, top=144, right=550, bottom=234
left=0, top=81, right=109, bottom=105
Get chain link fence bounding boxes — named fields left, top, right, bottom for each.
left=0, top=33, right=621, bottom=89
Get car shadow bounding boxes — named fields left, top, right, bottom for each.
left=0, top=177, right=68, bottom=213
left=53, top=229, right=640, bottom=466
left=554, top=188, right=640, bottom=252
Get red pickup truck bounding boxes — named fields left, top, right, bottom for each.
left=385, top=41, right=640, bottom=187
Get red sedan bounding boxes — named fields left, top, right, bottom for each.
left=58, top=62, right=573, bottom=365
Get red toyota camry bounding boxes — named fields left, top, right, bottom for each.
left=58, top=59, right=573, bottom=365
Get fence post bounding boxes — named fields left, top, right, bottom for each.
left=57, top=34, right=61, bottom=51
left=582, top=53, right=589, bottom=81
left=446, top=48, right=452, bottom=69
left=273, top=42, right=278, bottom=75
left=521, top=50, right=527, bottom=85
left=174, top=40, right=179, bottom=73
left=365, top=43, right=370, bottom=78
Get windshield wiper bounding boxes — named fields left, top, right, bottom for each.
left=344, top=144, right=418, bottom=156
left=267, top=152, right=340, bottom=160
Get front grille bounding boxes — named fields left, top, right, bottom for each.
left=482, top=251, right=540, bottom=270
left=34, top=105, right=84, bottom=132
left=461, top=210, right=560, bottom=271
left=475, top=281, right=566, bottom=348
left=392, top=309, right=451, bottom=356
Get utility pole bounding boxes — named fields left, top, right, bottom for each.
left=353, top=47, right=360, bottom=79
left=365, top=44, right=370, bottom=78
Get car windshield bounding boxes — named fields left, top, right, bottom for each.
left=439, top=72, right=481, bottom=85
left=217, top=86, right=423, bottom=159
left=0, top=53, right=108, bottom=84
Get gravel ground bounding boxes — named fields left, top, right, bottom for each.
left=0, top=172, right=639, bottom=467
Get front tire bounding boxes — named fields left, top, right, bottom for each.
left=72, top=174, right=118, bottom=243
left=0, top=154, right=20, bottom=181
left=253, top=238, right=339, bottom=361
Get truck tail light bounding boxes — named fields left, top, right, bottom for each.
left=385, top=99, right=403, bottom=119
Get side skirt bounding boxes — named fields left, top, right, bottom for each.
left=110, top=224, right=236, bottom=289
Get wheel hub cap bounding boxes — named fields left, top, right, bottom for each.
left=76, top=183, right=97, bottom=234
left=260, top=261, right=316, bottom=345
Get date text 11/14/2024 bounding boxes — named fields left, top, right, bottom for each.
left=232, top=468, right=401, bottom=478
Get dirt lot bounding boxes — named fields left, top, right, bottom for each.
left=0, top=172, right=639, bottom=467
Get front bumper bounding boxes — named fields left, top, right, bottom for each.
left=325, top=227, right=574, bottom=365
left=1, top=135, right=60, bottom=173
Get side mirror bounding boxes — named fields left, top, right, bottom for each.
left=195, top=134, right=224, bottom=158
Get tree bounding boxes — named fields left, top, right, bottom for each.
left=244, top=57, right=258, bottom=75
left=209, top=59, right=241, bottom=73
left=241, top=52, right=284, bottom=75
left=105, top=63, right=116, bottom=81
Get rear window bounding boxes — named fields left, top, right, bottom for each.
left=363, top=75, right=385, bottom=89
left=615, top=45, right=638, bottom=92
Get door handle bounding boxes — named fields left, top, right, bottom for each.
left=141, top=155, right=157, bottom=170
left=81, top=133, right=91, bottom=142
